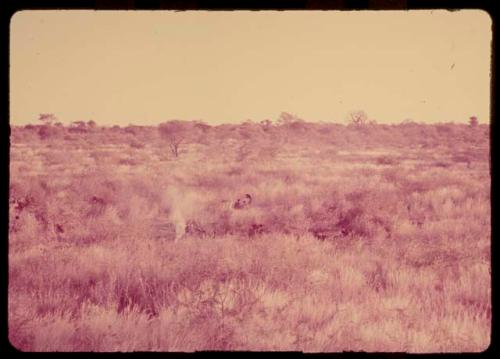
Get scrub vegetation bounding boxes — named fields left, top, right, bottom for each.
left=9, top=113, right=490, bottom=352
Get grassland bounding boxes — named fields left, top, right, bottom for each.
left=8, top=119, right=491, bottom=352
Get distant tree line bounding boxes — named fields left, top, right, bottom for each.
left=10, top=112, right=488, bottom=154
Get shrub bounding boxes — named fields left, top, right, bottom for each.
left=376, top=155, right=399, bottom=165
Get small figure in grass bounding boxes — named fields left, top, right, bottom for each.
left=233, top=194, right=252, bottom=210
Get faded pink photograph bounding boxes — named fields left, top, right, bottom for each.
left=8, top=10, right=491, bottom=352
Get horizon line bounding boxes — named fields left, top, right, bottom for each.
left=11, top=119, right=487, bottom=127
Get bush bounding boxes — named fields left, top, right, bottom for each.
left=376, top=155, right=400, bottom=165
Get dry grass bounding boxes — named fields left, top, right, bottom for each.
left=8, top=122, right=490, bottom=352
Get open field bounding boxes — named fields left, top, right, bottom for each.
left=8, top=120, right=491, bottom=352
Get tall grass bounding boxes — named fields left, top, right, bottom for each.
left=9, top=122, right=490, bottom=352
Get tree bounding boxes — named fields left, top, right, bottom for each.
left=469, top=116, right=478, bottom=127
left=37, top=114, right=62, bottom=140
left=259, top=119, right=274, bottom=134
left=69, top=121, right=88, bottom=133
left=276, top=112, right=303, bottom=126
left=72, top=121, right=86, bottom=128
left=38, top=124, right=62, bottom=140
left=275, top=112, right=308, bottom=143
left=193, top=121, right=211, bottom=134
left=158, top=120, right=191, bottom=157
left=348, top=110, right=368, bottom=127
left=38, top=113, right=57, bottom=125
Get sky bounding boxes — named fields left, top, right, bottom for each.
left=10, top=10, right=492, bottom=126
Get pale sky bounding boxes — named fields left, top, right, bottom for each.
left=10, top=10, right=492, bottom=126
